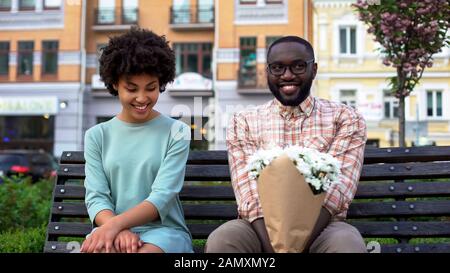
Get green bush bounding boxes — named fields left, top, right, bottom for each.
left=0, top=226, right=46, bottom=253
left=0, top=176, right=54, bottom=231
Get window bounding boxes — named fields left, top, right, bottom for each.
left=122, top=0, right=138, bottom=24
left=239, top=0, right=257, bottom=4
left=340, top=90, right=357, bottom=108
left=174, top=43, right=212, bottom=79
left=0, top=116, right=55, bottom=141
left=0, top=0, right=12, bottom=11
left=427, top=90, right=443, bottom=118
left=0, top=42, right=9, bottom=76
left=97, top=0, right=115, bottom=24
left=17, top=41, right=34, bottom=77
left=44, top=0, right=61, bottom=10
left=239, top=37, right=257, bottom=87
left=339, top=26, right=356, bottom=55
left=19, top=0, right=35, bottom=10
left=172, top=0, right=190, bottom=24
left=42, top=41, right=58, bottom=75
left=383, top=90, right=399, bottom=119
left=266, top=36, right=282, bottom=50
left=265, top=0, right=283, bottom=3
left=198, top=0, right=213, bottom=23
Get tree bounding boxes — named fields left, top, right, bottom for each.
left=354, top=0, right=450, bottom=147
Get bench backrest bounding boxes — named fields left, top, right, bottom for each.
left=45, top=146, right=450, bottom=253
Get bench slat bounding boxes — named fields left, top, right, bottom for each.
left=51, top=201, right=450, bottom=219
left=355, top=182, right=450, bottom=199
left=182, top=201, right=450, bottom=219
left=363, top=146, right=450, bottom=164
left=59, top=146, right=450, bottom=165
left=47, top=222, right=91, bottom=237
left=53, top=182, right=450, bottom=201
left=180, top=186, right=235, bottom=200
left=44, top=242, right=81, bottom=253
left=43, top=240, right=450, bottom=253
left=45, top=221, right=450, bottom=240
left=57, top=162, right=450, bottom=181
left=360, top=161, right=450, bottom=181
left=54, top=185, right=86, bottom=200
left=348, top=200, right=450, bottom=218
left=381, top=243, right=450, bottom=253
left=186, top=222, right=450, bottom=238
left=57, top=165, right=85, bottom=179
left=350, top=221, right=450, bottom=237
left=52, top=202, right=88, bottom=217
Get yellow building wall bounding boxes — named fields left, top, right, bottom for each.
left=0, top=2, right=82, bottom=82
left=7, top=64, right=80, bottom=82
left=314, top=2, right=450, bottom=147
left=0, top=3, right=81, bottom=51
left=85, top=0, right=214, bottom=84
left=218, top=0, right=307, bottom=48
left=217, top=0, right=311, bottom=81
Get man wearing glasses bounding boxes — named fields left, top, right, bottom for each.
left=206, top=36, right=368, bottom=253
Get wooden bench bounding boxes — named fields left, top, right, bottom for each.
left=44, top=146, right=450, bottom=253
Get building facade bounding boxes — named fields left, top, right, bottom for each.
left=313, top=0, right=450, bottom=147
left=0, top=0, right=84, bottom=156
left=213, top=0, right=313, bottom=149
left=84, top=0, right=215, bottom=151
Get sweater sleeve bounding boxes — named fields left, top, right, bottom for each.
left=84, top=128, right=115, bottom=225
left=146, top=121, right=191, bottom=223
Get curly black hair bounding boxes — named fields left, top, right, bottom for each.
left=99, top=27, right=176, bottom=96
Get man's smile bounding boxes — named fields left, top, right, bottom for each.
left=279, top=82, right=301, bottom=96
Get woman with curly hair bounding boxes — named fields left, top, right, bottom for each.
left=80, top=27, right=193, bottom=253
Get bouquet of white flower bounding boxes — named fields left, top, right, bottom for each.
left=247, top=145, right=341, bottom=253
left=248, top=146, right=341, bottom=194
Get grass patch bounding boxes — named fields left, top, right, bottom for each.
left=0, top=226, right=46, bottom=253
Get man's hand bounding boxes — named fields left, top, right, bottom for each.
left=251, top=218, right=275, bottom=253
left=80, top=221, right=122, bottom=253
left=113, top=229, right=144, bottom=253
left=303, top=206, right=331, bottom=253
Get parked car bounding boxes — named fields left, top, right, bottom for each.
left=0, top=150, right=58, bottom=183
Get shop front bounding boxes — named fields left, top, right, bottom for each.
left=0, top=97, right=57, bottom=153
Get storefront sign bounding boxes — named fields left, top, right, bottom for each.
left=0, top=97, right=58, bottom=115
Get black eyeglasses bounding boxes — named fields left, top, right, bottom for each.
left=267, top=59, right=315, bottom=76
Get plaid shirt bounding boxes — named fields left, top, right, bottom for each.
left=226, top=96, right=367, bottom=222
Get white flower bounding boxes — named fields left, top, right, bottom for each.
left=247, top=145, right=341, bottom=193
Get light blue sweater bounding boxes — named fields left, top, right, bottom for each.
left=84, top=115, right=192, bottom=242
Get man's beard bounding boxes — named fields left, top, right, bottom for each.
left=268, top=78, right=313, bottom=107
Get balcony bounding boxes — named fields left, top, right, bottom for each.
left=92, top=7, right=139, bottom=31
left=237, top=67, right=270, bottom=94
left=170, top=5, right=214, bottom=30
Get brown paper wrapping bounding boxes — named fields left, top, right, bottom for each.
left=257, top=155, right=325, bottom=253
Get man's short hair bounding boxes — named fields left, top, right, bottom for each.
left=267, top=36, right=315, bottom=61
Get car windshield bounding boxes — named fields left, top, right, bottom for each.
left=0, top=155, right=27, bottom=170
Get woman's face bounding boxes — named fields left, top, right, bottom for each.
left=114, top=73, right=160, bottom=123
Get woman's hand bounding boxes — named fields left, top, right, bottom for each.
left=114, top=229, right=144, bottom=253
left=80, top=222, right=122, bottom=253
